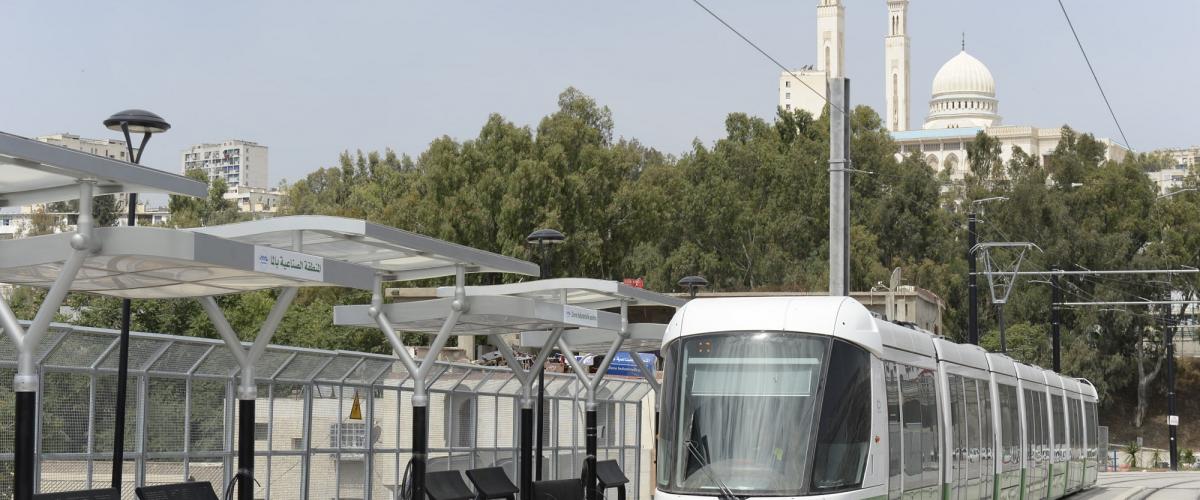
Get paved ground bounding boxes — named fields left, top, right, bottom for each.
left=1075, top=472, right=1200, bottom=500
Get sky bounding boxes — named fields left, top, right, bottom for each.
left=2, top=1, right=1197, bottom=189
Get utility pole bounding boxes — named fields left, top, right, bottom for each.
left=828, top=77, right=850, bottom=296
left=968, top=211, right=979, bottom=344
left=1051, top=270, right=1061, bottom=372
left=1167, top=315, right=1178, bottom=470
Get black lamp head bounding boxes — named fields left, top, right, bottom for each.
left=678, top=275, right=708, bottom=289
left=104, top=109, right=171, bottom=134
left=526, top=228, right=566, bottom=246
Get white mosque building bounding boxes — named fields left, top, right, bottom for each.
left=778, top=0, right=1128, bottom=182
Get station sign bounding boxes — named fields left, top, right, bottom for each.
left=254, top=245, right=325, bottom=281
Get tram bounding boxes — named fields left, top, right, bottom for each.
left=655, top=296, right=1100, bottom=500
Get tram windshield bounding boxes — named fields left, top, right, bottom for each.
left=658, top=332, right=872, bottom=496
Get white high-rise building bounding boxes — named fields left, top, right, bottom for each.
left=181, top=140, right=269, bottom=190
left=884, top=0, right=911, bottom=132
left=778, top=0, right=844, bottom=118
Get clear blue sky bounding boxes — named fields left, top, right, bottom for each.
left=2, top=1, right=1196, bottom=187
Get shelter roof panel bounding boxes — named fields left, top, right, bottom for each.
left=191, top=215, right=539, bottom=279
left=98, top=336, right=163, bottom=371
left=334, top=296, right=624, bottom=335
left=520, top=323, right=668, bottom=353
left=436, top=278, right=685, bottom=309
left=0, top=131, right=207, bottom=206
left=0, top=227, right=376, bottom=297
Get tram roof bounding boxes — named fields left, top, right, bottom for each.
left=0, top=131, right=206, bottom=206
left=0, top=226, right=377, bottom=298
left=663, top=296, right=885, bottom=356
left=985, top=352, right=1019, bottom=378
left=933, top=337, right=990, bottom=372
left=191, top=215, right=539, bottom=280
left=519, top=323, right=669, bottom=353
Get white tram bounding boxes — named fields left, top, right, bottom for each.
left=655, top=297, right=1100, bottom=500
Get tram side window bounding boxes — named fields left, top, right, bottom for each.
left=886, top=363, right=902, bottom=500
left=1086, top=401, right=1099, bottom=460
left=1070, top=397, right=1084, bottom=460
left=901, top=366, right=925, bottom=486
left=980, top=380, right=994, bottom=471
left=810, top=340, right=872, bottom=492
left=918, top=369, right=940, bottom=487
left=899, top=365, right=939, bottom=491
left=1052, top=395, right=1066, bottom=458
left=964, top=379, right=981, bottom=480
left=999, top=384, right=1020, bottom=468
left=949, top=375, right=966, bottom=488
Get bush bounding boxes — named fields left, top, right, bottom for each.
left=1125, top=441, right=1141, bottom=468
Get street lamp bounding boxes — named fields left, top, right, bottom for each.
left=526, top=228, right=565, bottom=279
left=104, top=109, right=170, bottom=493
left=524, top=228, right=564, bottom=494
left=967, top=196, right=1007, bottom=345
left=678, top=275, right=708, bottom=299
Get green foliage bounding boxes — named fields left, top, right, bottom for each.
left=1182, top=448, right=1196, bottom=465
left=1125, top=441, right=1141, bottom=467
left=167, top=169, right=245, bottom=228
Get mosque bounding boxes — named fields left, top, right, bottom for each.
left=778, top=0, right=1128, bottom=181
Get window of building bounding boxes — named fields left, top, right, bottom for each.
left=329, top=421, right=367, bottom=449
left=785, top=80, right=791, bottom=88
left=255, top=422, right=268, bottom=437
left=786, top=104, right=792, bottom=110
left=786, top=92, right=791, bottom=99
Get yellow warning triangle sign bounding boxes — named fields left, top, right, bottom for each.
left=349, top=390, right=363, bottom=420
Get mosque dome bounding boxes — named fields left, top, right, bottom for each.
left=923, top=50, right=1001, bottom=129
left=931, top=51, right=995, bottom=96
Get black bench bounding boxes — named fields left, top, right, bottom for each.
left=134, top=481, right=219, bottom=500
left=465, top=467, right=519, bottom=500
left=33, top=489, right=119, bottom=500
left=426, top=470, right=475, bottom=500
left=531, top=478, right=583, bottom=500
left=594, top=461, right=629, bottom=500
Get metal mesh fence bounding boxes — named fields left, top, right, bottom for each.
left=0, top=324, right=651, bottom=500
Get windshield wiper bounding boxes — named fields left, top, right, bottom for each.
left=686, top=439, right=739, bottom=500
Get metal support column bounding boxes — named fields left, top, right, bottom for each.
left=968, top=212, right=979, bottom=345
left=490, top=328, right=562, bottom=500
left=828, top=77, right=851, bottom=297
left=1051, top=271, right=1061, bottom=372
left=1167, top=320, right=1178, bottom=470
left=2, top=181, right=97, bottom=500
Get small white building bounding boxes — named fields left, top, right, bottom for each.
left=182, top=140, right=269, bottom=190
left=223, top=185, right=284, bottom=216
left=35, top=133, right=136, bottom=161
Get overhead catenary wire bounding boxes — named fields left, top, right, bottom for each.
left=1056, top=0, right=1133, bottom=152
left=689, top=0, right=847, bottom=117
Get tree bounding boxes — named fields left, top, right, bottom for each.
left=966, top=130, right=1003, bottom=183
left=167, top=169, right=244, bottom=228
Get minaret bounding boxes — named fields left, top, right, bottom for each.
left=885, top=0, right=911, bottom=131
left=816, top=0, right=844, bottom=78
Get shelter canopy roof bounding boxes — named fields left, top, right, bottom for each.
left=0, top=227, right=376, bottom=299
left=520, top=323, right=668, bottom=353
left=0, top=131, right=206, bottom=206
left=192, top=215, right=539, bottom=280
left=434, top=278, right=686, bottom=309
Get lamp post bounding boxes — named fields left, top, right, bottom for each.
left=525, top=228, right=564, bottom=497
left=103, top=109, right=170, bottom=493
left=677, top=276, right=708, bottom=300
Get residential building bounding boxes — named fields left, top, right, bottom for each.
left=35, top=133, right=136, bottom=161
left=181, top=140, right=269, bottom=190
left=1147, top=146, right=1199, bottom=194
left=223, top=185, right=284, bottom=216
